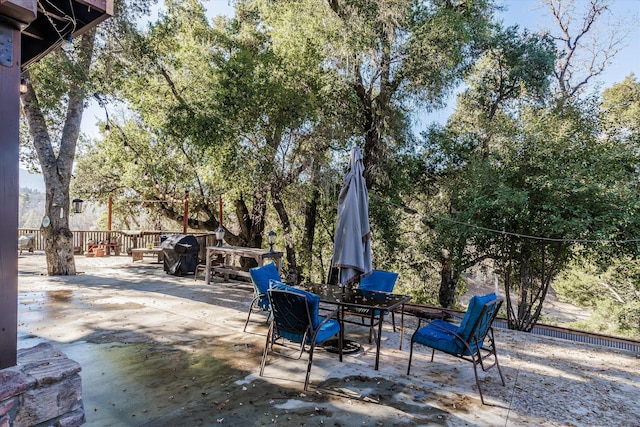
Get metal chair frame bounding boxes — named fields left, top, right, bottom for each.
left=260, top=288, right=342, bottom=390
left=244, top=264, right=281, bottom=332
left=345, top=270, right=398, bottom=343
left=407, top=298, right=506, bottom=404
left=243, top=288, right=271, bottom=332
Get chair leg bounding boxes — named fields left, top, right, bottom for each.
left=488, top=329, right=506, bottom=386
left=471, top=354, right=486, bottom=405
left=494, top=350, right=505, bottom=386
left=243, top=299, right=257, bottom=332
left=259, top=324, right=273, bottom=377
left=407, top=340, right=415, bottom=375
left=304, top=343, right=316, bottom=391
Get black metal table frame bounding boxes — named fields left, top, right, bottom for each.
left=301, top=284, right=411, bottom=371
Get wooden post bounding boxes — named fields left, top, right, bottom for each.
left=219, top=196, right=223, bottom=227
left=0, top=22, right=21, bottom=370
left=183, top=190, right=189, bottom=234
left=107, top=196, right=112, bottom=231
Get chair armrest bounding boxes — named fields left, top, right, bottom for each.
left=319, top=306, right=340, bottom=323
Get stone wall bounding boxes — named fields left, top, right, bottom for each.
left=0, top=343, right=84, bottom=427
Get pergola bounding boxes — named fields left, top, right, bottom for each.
left=0, top=0, right=113, bottom=369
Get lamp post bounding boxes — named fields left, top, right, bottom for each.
left=267, top=230, right=276, bottom=252
left=215, top=227, right=225, bottom=247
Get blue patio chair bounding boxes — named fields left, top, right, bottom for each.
left=346, top=270, right=399, bottom=343
left=406, top=293, right=505, bottom=405
left=260, top=281, right=342, bottom=391
left=243, top=263, right=281, bottom=332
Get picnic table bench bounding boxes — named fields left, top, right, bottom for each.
left=131, top=247, right=163, bottom=263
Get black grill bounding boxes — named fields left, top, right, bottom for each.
left=161, top=234, right=200, bottom=276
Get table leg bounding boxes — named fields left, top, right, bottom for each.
left=205, top=249, right=212, bottom=284
left=374, top=312, right=384, bottom=371
left=399, top=305, right=405, bottom=350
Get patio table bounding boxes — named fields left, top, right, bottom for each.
left=300, top=283, right=411, bottom=371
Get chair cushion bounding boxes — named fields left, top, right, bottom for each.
left=314, top=318, right=341, bottom=344
left=457, top=293, right=496, bottom=339
left=357, top=270, right=399, bottom=292
left=277, top=318, right=340, bottom=344
left=269, top=280, right=322, bottom=329
left=249, top=263, right=281, bottom=296
left=412, top=318, right=466, bottom=355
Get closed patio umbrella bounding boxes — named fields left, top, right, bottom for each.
left=331, top=147, right=372, bottom=287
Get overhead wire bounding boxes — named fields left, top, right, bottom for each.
left=368, top=192, right=640, bottom=245
left=37, top=0, right=77, bottom=45
left=436, top=216, right=640, bottom=244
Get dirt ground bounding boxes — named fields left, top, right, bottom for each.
left=15, top=253, right=640, bottom=426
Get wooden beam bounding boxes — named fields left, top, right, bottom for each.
left=21, top=0, right=114, bottom=68
left=0, top=0, right=37, bottom=26
left=77, top=0, right=113, bottom=15
left=0, top=22, right=20, bottom=370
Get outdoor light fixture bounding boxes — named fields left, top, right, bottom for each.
left=19, top=78, right=28, bottom=94
left=61, top=34, right=74, bottom=52
left=267, top=230, right=276, bottom=252
left=215, top=227, right=225, bottom=247
left=72, top=199, right=84, bottom=214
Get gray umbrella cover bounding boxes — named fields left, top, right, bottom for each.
left=331, top=147, right=372, bottom=286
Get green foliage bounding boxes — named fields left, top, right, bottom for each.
left=553, top=263, right=602, bottom=307
left=64, top=0, right=640, bottom=319
left=554, top=258, right=640, bottom=339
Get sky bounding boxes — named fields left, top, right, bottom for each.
left=501, top=0, right=640, bottom=86
left=22, top=0, right=640, bottom=189
left=427, top=0, right=640, bottom=123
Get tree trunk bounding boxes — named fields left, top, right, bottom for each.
left=439, top=261, right=459, bottom=308
left=21, top=30, right=96, bottom=275
left=301, top=186, right=319, bottom=281
left=271, top=188, right=300, bottom=284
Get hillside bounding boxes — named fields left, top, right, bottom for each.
left=19, top=188, right=101, bottom=230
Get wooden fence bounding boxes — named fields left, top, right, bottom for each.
left=18, top=229, right=217, bottom=261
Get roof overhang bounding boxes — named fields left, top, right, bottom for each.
left=0, top=0, right=113, bottom=68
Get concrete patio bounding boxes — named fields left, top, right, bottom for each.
left=15, top=253, right=640, bottom=426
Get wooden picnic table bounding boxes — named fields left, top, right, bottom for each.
left=205, top=246, right=283, bottom=283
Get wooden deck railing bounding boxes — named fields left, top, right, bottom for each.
left=18, top=229, right=217, bottom=261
